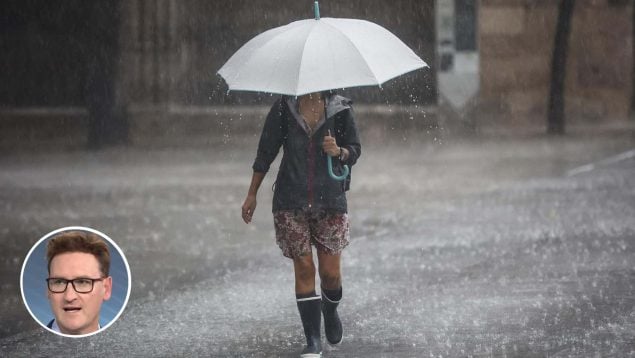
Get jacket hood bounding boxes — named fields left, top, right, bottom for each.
left=285, top=94, right=353, bottom=121
left=325, top=94, right=353, bottom=119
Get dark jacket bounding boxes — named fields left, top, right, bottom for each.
left=252, top=94, right=361, bottom=213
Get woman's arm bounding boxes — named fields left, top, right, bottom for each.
left=242, top=171, right=266, bottom=224
left=252, top=99, right=287, bottom=173
left=243, top=98, right=286, bottom=224
left=338, top=109, right=361, bottom=167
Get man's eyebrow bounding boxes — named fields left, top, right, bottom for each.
left=47, top=276, right=100, bottom=280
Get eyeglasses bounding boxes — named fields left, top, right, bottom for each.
left=46, top=277, right=106, bottom=294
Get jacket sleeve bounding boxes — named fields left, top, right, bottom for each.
left=337, top=108, right=361, bottom=167
left=252, top=99, right=287, bottom=173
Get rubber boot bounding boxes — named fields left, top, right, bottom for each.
left=297, top=296, right=322, bottom=357
left=321, top=290, right=342, bottom=345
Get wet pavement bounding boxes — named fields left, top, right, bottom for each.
left=1, top=125, right=634, bottom=357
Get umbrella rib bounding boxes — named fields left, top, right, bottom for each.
left=319, top=19, right=380, bottom=84
left=220, top=21, right=303, bottom=90
left=295, top=22, right=328, bottom=95
left=293, top=19, right=379, bottom=95
left=257, top=22, right=308, bottom=93
left=219, top=18, right=428, bottom=96
left=320, top=18, right=427, bottom=87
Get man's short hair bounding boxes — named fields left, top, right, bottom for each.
left=46, top=231, right=110, bottom=277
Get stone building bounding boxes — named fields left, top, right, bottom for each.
left=0, top=1, right=632, bottom=148
left=1, top=0, right=435, bottom=147
left=116, top=0, right=435, bottom=106
left=476, top=0, right=633, bottom=128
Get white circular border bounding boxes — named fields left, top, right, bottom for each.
left=20, top=226, right=132, bottom=338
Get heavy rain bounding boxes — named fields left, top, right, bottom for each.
left=1, top=1, right=634, bottom=357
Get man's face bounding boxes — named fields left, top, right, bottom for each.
left=47, top=252, right=112, bottom=335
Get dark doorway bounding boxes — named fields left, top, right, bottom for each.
left=2, top=1, right=92, bottom=106
left=1, top=0, right=127, bottom=147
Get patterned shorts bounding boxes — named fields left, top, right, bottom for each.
left=273, top=209, right=350, bottom=259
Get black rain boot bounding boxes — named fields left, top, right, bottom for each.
left=321, top=288, right=343, bottom=345
left=297, top=296, right=322, bottom=357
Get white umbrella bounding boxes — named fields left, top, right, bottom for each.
left=219, top=2, right=428, bottom=181
left=217, top=3, right=428, bottom=96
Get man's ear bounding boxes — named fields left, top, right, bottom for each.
left=46, top=273, right=50, bottom=300
left=102, top=276, right=112, bottom=301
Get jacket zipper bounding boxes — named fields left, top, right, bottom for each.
left=307, top=137, right=314, bottom=208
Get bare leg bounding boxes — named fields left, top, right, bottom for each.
left=317, top=251, right=341, bottom=290
left=293, top=253, right=316, bottom=294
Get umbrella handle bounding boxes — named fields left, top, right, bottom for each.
left=327, top=155, right=349, bottom=181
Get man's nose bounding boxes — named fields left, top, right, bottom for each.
left=63, top=283, right=79, bottom=301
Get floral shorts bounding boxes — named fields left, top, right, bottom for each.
left=273, top=209, right=350, bottom=259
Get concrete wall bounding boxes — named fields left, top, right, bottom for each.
left=0, top=1, right=437, bottom=150
left=118, top=0, right=436, bottom=107
left=567, top=0, right=632, bottom=122
left=114, top=0, right=438, bottom=147
left=3, top=1, right=633, bottom=150
left=477, top=0, right=633, bottom=128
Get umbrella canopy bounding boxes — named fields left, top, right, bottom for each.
left=218, top=17, right=428, bottom=96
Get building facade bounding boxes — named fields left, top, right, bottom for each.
left=0, top=1, right=632, bottom=148
left=116, top=0, right=435, bottom=107
left=476, top=0, right=633, bottom=128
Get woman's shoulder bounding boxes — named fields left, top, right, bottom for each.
left=270, top=95, right=289, bottom=108
left=267, top=96, right=292, bottom=117
left=326, top=94, right=354, bottom=119
left=329, top=94, right=353, bottom=107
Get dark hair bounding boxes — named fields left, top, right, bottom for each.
left=286, top=90, right=336, bottom=100
left=46, top=231, right=110, bottom=277
left=321, top=90, right=336, bottom=98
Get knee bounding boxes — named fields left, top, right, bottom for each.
left=319, top=269, right=341, bottom=289
left=295, top=257, right=316, bottom=282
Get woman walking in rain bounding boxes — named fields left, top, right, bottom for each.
left=241, top=91, right=361, bottom=357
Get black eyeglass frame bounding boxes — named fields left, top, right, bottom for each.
left=46, top=277, right=107, bottom=294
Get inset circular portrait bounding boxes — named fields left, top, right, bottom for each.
left=20, top=226, right=131, bottom=338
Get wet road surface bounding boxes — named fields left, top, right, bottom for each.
left=1, top=129, right=634, bottom=357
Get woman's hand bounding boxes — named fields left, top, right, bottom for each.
left=323, top=130, right=341, bottom=157
left=243, top=172, right=265, bottom=224
left=242, top=194, right=257, bottom=224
